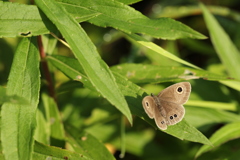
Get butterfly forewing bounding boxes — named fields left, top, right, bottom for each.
left=158, top=82, right=191, bottom=105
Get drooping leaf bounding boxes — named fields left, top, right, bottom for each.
left=35, top=0, right=132, bottom=124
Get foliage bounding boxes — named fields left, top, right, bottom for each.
left=0, top=0, right=240, bottom=159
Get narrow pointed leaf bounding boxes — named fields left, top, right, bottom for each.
left=185, top=107, right=240, bottom=128
left=1, top=37, right=40, bottom=160
left=126, top=34, right=202, bottom=69
left=35, top=0, right=132, bottom=124
left=110, top=63, right=234, bottom=83
left=220, top=80, right=240, bottom=91
left=195, top=122, right=240, bottom=158
left=200, top=3, right=240, bottom=79
left=56, top=0, right=206, bottom=40
left=164, top=119, right=211, bottom=145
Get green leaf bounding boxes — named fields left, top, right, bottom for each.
left=110, top=63, right=234, bottom=83
left=164, top=119, right=212, bottom=145
left=0, top=1, right=100, bottom=37
left=35, top=93, right=65, bottom=145
left=220, top=80, right=240, bottom=91
left=110, top=129, right=155, bottom=156
left=116, top=0, right=142, bottom=5
left=35, top=0, right=132, bottom=124
left=35, top=107, right=50, bottom=145
left=47, top=55, right=95, bottom=91
left=185, top=107, right=240, bottom=128
left=0, top=1, right=205, bottom=40
left=1, top=37, right=40, bottom=160
left=56, top=0, right=206, bottom=40
left=186, top=100, right=237, bottom=111
left=158, top=5, right=238, bottom=20
left=47, top=55, right=210, bottom=145
left=42, top=34, right=58, bottom=55
left=0, top=2, right=54, bottom=37
left=65, top=125, right=115, bottom=160
left=200, top=3, right=240, bottom=79
left=33, top=141, right=91, bottom=160
left=195, top=122, right=240, bottom=158
left=47, top=54, right=143, bottom=116
left=0, top=86, right=29, bottom=105
left=42, top=94, right=65, bottom=140
left=126, top=34, right=202, bottom=69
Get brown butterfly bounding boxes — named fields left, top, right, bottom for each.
left=142, top=82, right=191, bottom=130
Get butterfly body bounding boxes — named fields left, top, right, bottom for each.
left=142, top=82, right=191, bottom=130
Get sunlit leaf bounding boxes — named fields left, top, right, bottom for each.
left=66, top=125, right=115, bottom=160
left=1, top=37, right=40, bottom=160
left=200, top=3, right=240, bottom=79
left=35, top=0, right=132, bottom=124
left=56, top=0, right=206, bottom=40
left=195, top=122, right=240, bottom=158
